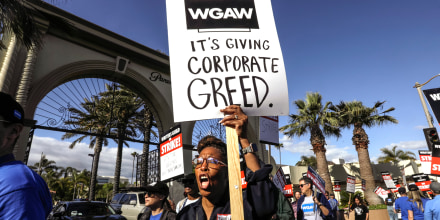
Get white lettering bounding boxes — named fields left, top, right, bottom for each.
left=188, top=8, right=254, bottom=20
left=433, top=164, right=440, bottom=171
left=430, top=93, right=440, bottom=101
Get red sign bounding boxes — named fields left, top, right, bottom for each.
left=283, top=184, right=293, bottom=197
left=160, top=133, right=183, bottom=157
left=334, top=181, right=341, bottom=192
left=432, top=145, right=440, bottom=176
left=391, top=184, right=401, bottom=193
left=241, top=171, right=248, bottom=189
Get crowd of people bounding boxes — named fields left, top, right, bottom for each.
left=1, top=95, right=440, bottom=220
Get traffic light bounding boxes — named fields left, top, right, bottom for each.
left=423, top=128, right=440, bottom=151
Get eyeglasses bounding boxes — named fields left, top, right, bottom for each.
left=192, top=157, right=227, bottom=169
left=145, top=192, right=156, bottom=198
left=299, top=183, right=309, bottom=188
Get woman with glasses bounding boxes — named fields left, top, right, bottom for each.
left=177, top=105, right=278, bottom=220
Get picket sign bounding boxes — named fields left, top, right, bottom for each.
left=226, top=127, right=244, bottom=220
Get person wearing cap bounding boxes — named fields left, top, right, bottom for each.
left=424, top=182, right=440, bottom=220
left=177, top=105, right=278, bottom=219
left=326, top=191, right=338, bottom=220
left=140, top=181, right=176, bottom=220
left=0, top=92, right=52, bottom=219
left=176, top=173, right=200, bottom=214
left=395, top=187, right=410, bottom=220
left=406, top=184, right=429, bottom=220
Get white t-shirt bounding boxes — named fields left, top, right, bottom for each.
left=301, top=196, right=322, bottom=220
left=176, top=197, right=200, bottom=213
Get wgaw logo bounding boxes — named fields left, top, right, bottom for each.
left=185, top=0, right=259, bottom=30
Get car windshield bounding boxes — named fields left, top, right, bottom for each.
left=67, top=203, right=116, bottom=216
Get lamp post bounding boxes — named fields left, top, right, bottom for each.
left=413, top=73, right=440, bottom=128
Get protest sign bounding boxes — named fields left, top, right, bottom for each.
left=362, top=179, right=366, bottom=191
left=412, top=173, right=432, bottom=191
left=432, top=144, right=440, bottom=176
left=273, top=167, right=286, bottom=191
left=381, top=171, right=396, bottom=189
left=333, top=180, right=341, bottom=192
left=166, top=0, right=289, bottom=122
left=423, top=88, right=440, bottom=126
left=419, top=150, right=432, bottom=175
left=374, top=186, right=388, bottom=200
left=283, top=184, right=293, bottom=197
left=346, top=175, right=356, bottom=193
left=160, top=125, right=184, bottom=181
left=307, top=166, right=325, bottom=193
left=259, top=116, right=279, bottom=145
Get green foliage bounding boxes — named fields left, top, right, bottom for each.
left=338, top=190, right=364, bottom=207
left=368, top=204, right=387, bottom=210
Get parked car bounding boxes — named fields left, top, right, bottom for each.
left=110, top=191, right=146, bottom=220
left=47, top=201, right=127, bottom=220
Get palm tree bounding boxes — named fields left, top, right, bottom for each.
left=378, top=145, right=416, bottom=166
left=28, top=154, right=57, bottom=175
left=330, top=100, right=398, bottom=205
left=62, top=95, right=111, bottom=200
left=280, top=92, right=341, bottom=194
left=131, top=152, right=138, bottom=185
left=137, top=105, right=157, bottom=187
left=274, top=143, right=283, bottom=167
left=100, top=84, right=144, bottom=194
left=295, top=155, right=317, bottom=169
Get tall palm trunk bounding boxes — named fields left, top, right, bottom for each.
left=311, top=126, right=334, bottom=194
left=353, top=125, right=382, bottom=205
left=113, top=128, right=125, bottom=194
left=141, top=107, right=153, bottom=187
left=89, top=137, right=103, bottom=200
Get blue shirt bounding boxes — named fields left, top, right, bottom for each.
left=395, top=196, right=409, bottom=220
left=150, top=212, right=162, bottom=220
left=425, top=195, right=440, bottom=220
left=0, top=154, right=52, bottom=220
left=408, top=198, right=429, bottom=220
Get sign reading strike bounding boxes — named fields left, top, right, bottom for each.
left=346, top=175, right=356, bottom=193
left=333, top=180, right=341, bottom=192
left=423, top=88, right=440, bottom=125
left=374, top=186, right=389, bottom=200
left=432, top=144, right=440, bottom=176
left=166, top=0, right=289, bottom=122
left=160, top=126, right=184, bottom=181
left=381, top=171, right=396, bottom=189
left=412, top=173, right=432, bottom=191
left=419, top=150, right=432, bottom=175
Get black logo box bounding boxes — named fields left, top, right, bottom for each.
left=185, top=0, right=259, bottom=30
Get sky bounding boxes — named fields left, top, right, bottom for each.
left=29, top=0, right=440, bottom=180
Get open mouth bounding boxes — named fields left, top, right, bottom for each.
left=199, top=174, right=209, bottom=190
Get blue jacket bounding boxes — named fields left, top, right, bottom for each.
left=177, top=164, right=277, bottom=220
left=297, top=191, right=332, bottom=220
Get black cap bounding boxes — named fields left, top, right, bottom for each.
left=398, top=187, right=406, bottom=194
left=145, top=181, right=169, bottom=197
left=408, top=184, right=419, bottom=191
left=0, top=92, right=24, bottom=124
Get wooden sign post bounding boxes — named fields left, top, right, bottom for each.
left=226, top=127, right=244, bottom=220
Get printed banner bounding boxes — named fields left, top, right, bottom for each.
left=166, top=0, right=289, bottom=122
left=346, top=175, right=356, bottom=193
left=432, top=144, right=440, bottom=176
left=423, top=88, right=440, bottom=126
left=283, top=184, right=293, bottom=197
left=361, top=179, right=366, bottom=191
left=381, top=171, right=396, bottom=189
left=241, top=170, right=248, bottom=189
left=419, top=150, right=432, bottom=175
left=412, top=173, right=431, bottom=191
left=160, top=126, right=184, bottom=181
left=307, top=166, right=325, bottom=193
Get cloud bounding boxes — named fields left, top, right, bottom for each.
left=279, top=136, right=358, bottom=164
left=384, top=140, right=426, bottom=150
left=414, top=125, right=426, bottom=130
left=27, top=136, right=144, bottom=182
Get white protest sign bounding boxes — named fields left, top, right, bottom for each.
left=419, top=150, right=432, bottom=175
left=374, top=186, right=389, bottom=200
left=381, top=171, right=396, bottom=189
left=166, top=0, right=289, bottom=122
left=160, top=126, right=184, bottom=181
left=259, top=116, right=279, bottom=145
left=346, top=175, right=356, bottom=193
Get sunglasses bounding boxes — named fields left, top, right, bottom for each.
left=299, top=183, right=309, bottom=188
left=145, top=192, right=156, bottom=198
left=192, top=157, right=227, bottom=169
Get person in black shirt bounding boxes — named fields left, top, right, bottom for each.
left=349, top=196, right=369, bottom=220
left=385, top=193, right=397, bottom=220
left=177, top=105, right=277, bottom=220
